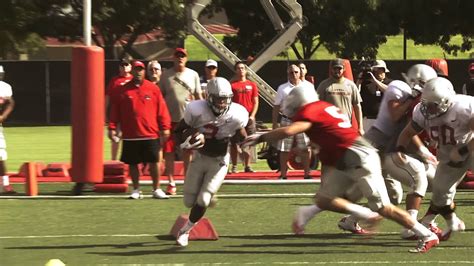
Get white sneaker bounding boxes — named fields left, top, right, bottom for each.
left=152, top=189, right=170, bottom=199
left=176, top=230, right=190, bottom=247
left=129, top=189, right=143, bottom=200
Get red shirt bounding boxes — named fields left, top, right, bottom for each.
left=106, top=75, right=133, bottom=96
left=293, top=101, right=360, bottom=166
left=231, top=80, right=258, bottom=113
left=108, top=80, right=171, bottom=139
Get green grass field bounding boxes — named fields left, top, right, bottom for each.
left=186, top=34, right=472, bottom=61
left=1, top=126, right=474, bottom=265
left=1, top=183, right=474, bottom=265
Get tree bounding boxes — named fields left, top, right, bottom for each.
left=382, top=0, right=473, bottom=56
left=212, top=0, right=394, bottom=60
left=30, top=0, right=187, bottom=59
left=209, top=0, right=472, bottom=60
left=0, top=1, right=45, bottom=59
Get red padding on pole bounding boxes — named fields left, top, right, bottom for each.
left=71, top=46, right=104, bottom=183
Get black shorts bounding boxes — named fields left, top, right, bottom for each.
left=120, top=139, right=160, bottom=165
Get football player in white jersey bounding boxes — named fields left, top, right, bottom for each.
left=397, top=77, right=468, bottom=241
left=174, top=77, right=248, bottom=247
left=338, top=65, right=440, bottom=237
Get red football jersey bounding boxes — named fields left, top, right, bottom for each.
left=293, top=101, right=360, bottom=166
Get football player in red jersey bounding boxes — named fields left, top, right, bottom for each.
left=242, top=86, right=439, bottom=253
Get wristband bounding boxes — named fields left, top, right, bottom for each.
left=458, top=145, right=469, bottom=156
left=396, top=145, right=406, bottom=153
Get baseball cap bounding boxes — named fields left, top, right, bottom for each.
left=131, top=60, right=145, bottom=68
left=330, top=58, right=345, bottom=68
left=174, top=47, right=188, bottom=57
left=205, top=59, right=218, bottom=68
left=469, top=63, right=474, bottom=73
left=371, top=60, right=390, bottom=73
left=0, top=65, right=4, bottom=73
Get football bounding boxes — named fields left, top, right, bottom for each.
left=181, top=128, right=205, bottom=148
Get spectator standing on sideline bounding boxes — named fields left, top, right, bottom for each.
left=243, top=86, right=440, bottom=253
left=460, top=62, right=474, bottom=96
left=272, top=64, right=311, bottom=180
left=160, top=48, right=202, bottom=195
left=0, top=65, right=15, bottom=194
left=147, top=60, right=162, bottom=85
left=105, top=58, right=133, bottom=160
left=109, top=60, right=171, bottom=200
left=357, top=60, right=392, bottom=131
left=298, top=61, right=315, bottom=84
left=174, top=77, right=248, bottom=247
left=317, top=58, right=364, bottom=135
left=200, top=59, right=218, bottom=98
left=230, top=61, right=259, bottom=173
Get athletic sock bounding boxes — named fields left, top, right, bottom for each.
left=411, top=222, right=432, bottom=238
left=345, top=203, right=378, bottom=220
left=299, top=205, right=322, bottom=224
left=180, top=221, right=196, bottom=234
left=407, top=209, right=418, bottom=220
left=2, top=175, right=9, bottom=186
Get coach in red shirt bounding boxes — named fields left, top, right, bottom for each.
left=109, top=60, right=171, bottom=200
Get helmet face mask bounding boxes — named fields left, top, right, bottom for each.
left=420, top=77, right=455, bottom=120
left=206, top=77, right=233, bottom=117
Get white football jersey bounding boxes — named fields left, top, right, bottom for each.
left=412, top=94, right=474, bottom=162
left=372, top=80, right=412, bottom=135
left=184, top=100, right=248, bottom=140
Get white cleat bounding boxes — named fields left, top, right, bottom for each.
left=440, top=217, right=466, bottom=241
left=129, top=189, right=143, bottom=200
left=176, top=230, right=190, bottom=247
left=152, top=189, right=170, bottom=199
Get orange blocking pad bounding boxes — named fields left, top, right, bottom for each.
left=18, top=162, right=46, bottom=177
left=103, top=175, right=128, bottom=184
left=104, top=161, right=127, bottom=176
left=94, top=183, right=129, bottom=193
left=42, top=163, right=70, bottom=177
left=169, top=214, right=219, bottom=240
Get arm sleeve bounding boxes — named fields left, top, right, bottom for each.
left=193, top=72, right=202, bottom=95
left=252, top=83, right=259, bottom=97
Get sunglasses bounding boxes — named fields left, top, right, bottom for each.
left=288, top=71, right=300, bottom=74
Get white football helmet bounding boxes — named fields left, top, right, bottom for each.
left=402, top=64, right=437, bottom=93
left=207, top=77, right=233, bottom=117
left=420, top=77, right=455, bottom=119
left=282, top=85, right=319, bottom=118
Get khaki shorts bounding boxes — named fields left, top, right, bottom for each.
left=276, top=117, right=310, bottom=152
left=318, top=139, right=391, bottom=211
